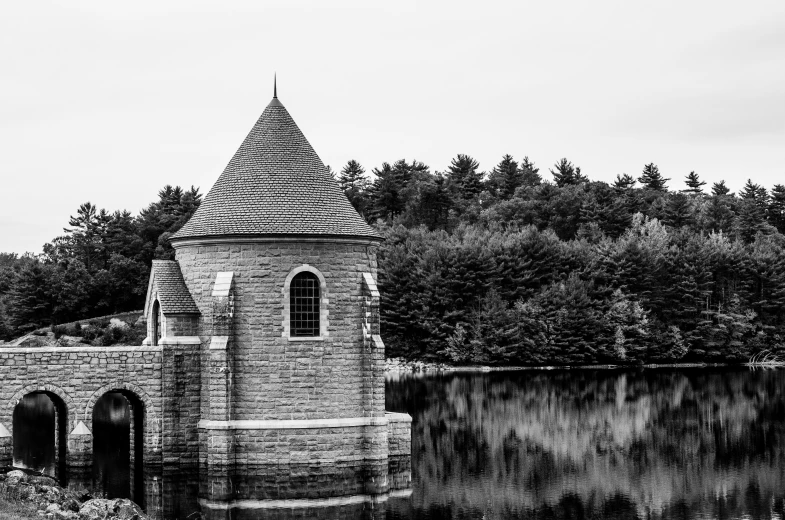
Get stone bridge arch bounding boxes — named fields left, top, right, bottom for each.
left=6, top=382, right=74, bottom=481
left=6, top=383, right=75, bottom=434
left=84, top=381, right=161, bottom=450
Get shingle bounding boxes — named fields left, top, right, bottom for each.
left=171, top=97, right=382, bottom=241
left=152, top=260, right=200, bottom=314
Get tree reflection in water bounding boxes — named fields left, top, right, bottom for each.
left=385, top=368, right=785, bottom=520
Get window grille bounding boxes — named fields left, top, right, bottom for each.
left=290, top=272, right=320, bottom=337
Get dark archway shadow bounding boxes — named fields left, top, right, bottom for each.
left=12, top=392, right=68, bottom=485
left=92, top=390, right=145, bottom=509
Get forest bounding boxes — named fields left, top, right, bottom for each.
left=1, top=155, right=784, bottom=365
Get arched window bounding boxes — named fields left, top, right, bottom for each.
left=290, top=272, right=320, bottom=337
left=152, top=300, right=161, bottom=346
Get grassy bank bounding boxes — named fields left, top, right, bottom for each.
left=0, top=496, right=39, bottom=520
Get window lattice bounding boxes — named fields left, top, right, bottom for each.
left=290, top=272, right=320, bottom=337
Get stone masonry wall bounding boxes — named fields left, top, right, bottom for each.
left=0, top=345, right=164, bottom=471
left=174, top=240, right=385, bottom=422
left=386, top=412, right=412, bottom=457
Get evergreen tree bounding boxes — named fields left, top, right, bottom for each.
left=338, top=160, right=369, bottom=215
left=6, top=261, right=54, bottom=332
left=682, top=171, right=706, bottom=194
left=613, top=174, right=636, bottom=192
left=447, top=154, right=483, bottom=199
left=698, top=195, right=735, bottom=232
left=519, top=156, right=542, bottom=187
left=638, top=163, right=669, bottom=191
left=550, top=158, right=586, bottom=187
left=487, top=155, right=521, bottom=199
left=368, top=162, right=404, bottom=221
left=768, top=184, right=785, bottom=233
left=735, top=199, right=769, bottom=243
left=711, top=180, right=731, bottom=196
left=663, top=193, right=695, bottom=228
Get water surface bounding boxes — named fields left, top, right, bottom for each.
left=11, top=367, right=785, bottom=519
left=384, top=367, right=785, bottom=519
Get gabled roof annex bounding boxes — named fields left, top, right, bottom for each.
left=171, top=94, right=381, bottom=242
left=144, top=260, right=200, bottom=315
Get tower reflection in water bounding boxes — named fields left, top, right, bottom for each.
left=14, top=392, right=411, bottom=520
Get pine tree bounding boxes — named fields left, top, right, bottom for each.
left=682, top=171, right=706, bottom=194
left=768, top=184, right=785, bottom=233
left=735, top=199, right=769, bottom=243
left=487, top=154, right=520, bottom=199
left=663, top=193, right=695, bottom=228
left=6, top=261, right=54, bottom=332
left=338, top=160, right=369, bottom=214
left=699, top=195, right=735, bottom=232
left=447, top=154, right=483, bottom=199
left=739, top=179, right=769, bottom=225
left=519, top=156, right=542, bottom=187
left=613, top=174, right=636, bottom=192
left=368, top=162, right=404, bottom=221
left=638, top=163, right=669, bottom=191
left=711, top=180, right=731, bottom=196
left=550, top=158, right=586, bottom=187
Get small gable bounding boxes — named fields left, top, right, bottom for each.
left=144, top=260, right=200, bottom=315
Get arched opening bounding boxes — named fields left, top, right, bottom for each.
left=12, top=392, right=67, bottom=483
left=152, top=300, right=161, bottom=346
left=290, top=271, right=321, bottom=337
left=92, top=391, right=145, bottom=508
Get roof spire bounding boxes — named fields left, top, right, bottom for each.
left=274, top=73, right=277, bottom=99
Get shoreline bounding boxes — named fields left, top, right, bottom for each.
left=383, top=358, right=774, bottom=374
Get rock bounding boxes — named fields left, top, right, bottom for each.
left=112, top=499, right=145, bottom=520
left=78, top=498, right=115, bottom=520
left=44, top=487, right=62, bottom=502
left=46, top=504, right=61, bottom=513
left=61, top=498, right=81, bottom=512
left=30, top=475, right=58, bottom=486
left=109, top=318, right=129, bottom=330
left=78, top=498, right=146, bottom=520
left=7, top=469, right=28, bottom=481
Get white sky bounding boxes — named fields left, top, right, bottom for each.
left=2, top=0, right=784, bottom=255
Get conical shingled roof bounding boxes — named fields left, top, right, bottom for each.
left=171, top=96, right=381, bottom=241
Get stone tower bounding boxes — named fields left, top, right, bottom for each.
left=143, top=86, right=411, bottom=501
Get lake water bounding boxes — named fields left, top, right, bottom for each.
left=12, top=367, right=785, bottom=519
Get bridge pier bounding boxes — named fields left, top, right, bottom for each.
left=0, top=422, right=11, bottom=467
left=66, top=421, right=93, bottom=485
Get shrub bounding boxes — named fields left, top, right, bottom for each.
left=52, top=324, right=67, bottom=339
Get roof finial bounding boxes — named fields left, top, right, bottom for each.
left=274, top=73, right=277, bottom=99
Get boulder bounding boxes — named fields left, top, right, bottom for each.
left=7, top=469, right=28, bottom=481
left=112, top=499, right=145, bottom=520
left=78, top=499, right=115, bottom=520
left=61, top=498, right=81, bottom=512
left=30, top=475, right=58, bottom=487
left=78, top=498, right=146, bottom=520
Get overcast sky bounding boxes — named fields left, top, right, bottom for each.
left=2, top=0, right=784, bottom=254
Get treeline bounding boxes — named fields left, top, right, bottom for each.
left=335, top=155, right=785, bottom=364
left=2, top=153, right=785, bottom=365
left=0, top=186, right=201, bottom=339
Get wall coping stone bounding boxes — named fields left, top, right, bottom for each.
left=159, top=336, right=202, bottom=345
left=385, top=412, right=412, bottom=423
left=0, top=345, right=163, bottom=354
left=198, top=417, right=388, bottom=430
